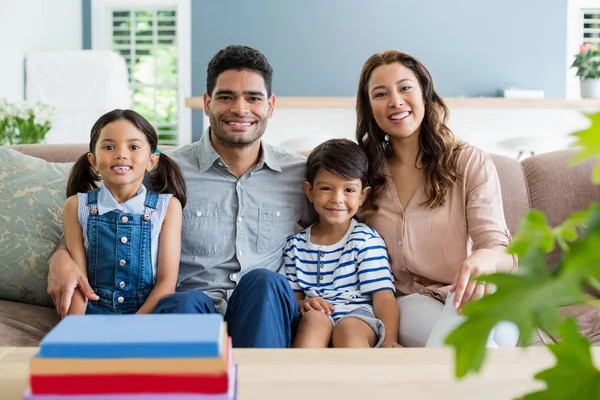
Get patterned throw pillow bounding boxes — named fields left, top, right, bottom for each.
left=0, top=148, right=72, bottom=307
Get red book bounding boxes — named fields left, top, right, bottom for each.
left=30, top=373, right=228, bottom=395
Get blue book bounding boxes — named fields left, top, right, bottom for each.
left=39, top=314, right=225, bottom=359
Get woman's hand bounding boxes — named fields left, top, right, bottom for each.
left=449, top=249, right=498, bottom=312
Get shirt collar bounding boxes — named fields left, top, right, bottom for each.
left=196, top=128, right=282, bottom=173
left=97, top=184, right=147, bottom=215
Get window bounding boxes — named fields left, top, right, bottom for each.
left=91, top=0, right=190, bottom=145
left=566, top=0, right=600, bottom=98
left=582, top=9, right=600, bottom=44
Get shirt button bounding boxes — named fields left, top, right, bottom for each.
left=121, top=216, right=128, bottom=223
left=319, top=276, right=324, bottom=281
left=120, top=237, right=128, bottom=244
left=398, top=240, right=402, bottom=246
left=237, top=216, right=243, bottom=222
left=118, top=281, right=125, bottom=288
left=238, top=250, right=243, bottom=256
left=319, top=264, right=324, bottom=269
left=230, top=273, right=238, bottom=281
left=236, top=181, right=241, bottom=186
left=400, top=266, right=407, bottom=272
left=419, top=288, right=425, bottom=294
left=196, top=211, right=202, bottom=217
left=276, top=211, right=281, bottom=217
left=413, top=275, right=419, bottom=282
left=319, top=252, right=325, bottom=257
left=117, top=296, right=124, bottom=304
left=119, top=259, right=126, bottom=266
left=218, top=161, right=223, bottom=167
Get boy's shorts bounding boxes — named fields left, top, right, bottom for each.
left=329, top=307, right=385, bottom=347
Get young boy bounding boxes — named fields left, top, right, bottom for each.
left=284, top=139, right=401, bottom=348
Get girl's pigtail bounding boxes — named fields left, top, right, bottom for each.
left=66, top=153, right=101, bottom=197
left=149, top=153, right=187, bottom=208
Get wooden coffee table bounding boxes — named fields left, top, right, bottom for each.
left=1, top=346, right=597, bottom=399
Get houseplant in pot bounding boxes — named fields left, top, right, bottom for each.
left=572, top=43, right=600, bottom=98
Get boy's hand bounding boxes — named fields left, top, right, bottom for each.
left=381, top=339, right=403, bottom=348
left=300, top=297, right=335, bottom=315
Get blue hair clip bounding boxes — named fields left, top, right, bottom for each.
left=155, top=148, right=161, bottom=155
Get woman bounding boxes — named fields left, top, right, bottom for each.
left=356, top=50, right=518, bottom=347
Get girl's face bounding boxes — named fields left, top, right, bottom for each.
left=367, top=62, right=425, bottom=141
left=88, top=119, right=158, bottom=191
left=303, top=169, right=370, bottom=229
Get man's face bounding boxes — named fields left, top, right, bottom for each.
left=204, top=69, right=275, bottom=147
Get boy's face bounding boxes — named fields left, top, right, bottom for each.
left=303, top=169, right=370, bottom=228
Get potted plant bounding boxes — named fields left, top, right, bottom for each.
left=572, top=43, right=600, bottom=98
left=0, top=99, right=55, bottom=145
left=446, top=113, right=600, bottom=398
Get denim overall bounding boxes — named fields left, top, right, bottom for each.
left=85, top=188, right=158, bottom=314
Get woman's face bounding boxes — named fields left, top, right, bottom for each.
left=367, top=62, right=425, bottom=141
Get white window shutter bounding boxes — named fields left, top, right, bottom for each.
left=109, top=8, right=179, bottom=145
left=583, top=9, right=600, bottom=44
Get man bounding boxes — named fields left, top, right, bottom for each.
left=47, top=45, right=311, bottom=348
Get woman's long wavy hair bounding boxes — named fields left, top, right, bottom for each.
left=356, top=50, right=464, bottom=213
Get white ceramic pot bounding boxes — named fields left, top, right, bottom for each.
left=580, top=79, right=600, bottom=98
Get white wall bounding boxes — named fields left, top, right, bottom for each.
left=203, top=108, right=591, bottom=159
left=0, top=0, right=82, bottom=101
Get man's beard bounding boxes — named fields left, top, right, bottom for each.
left=208, top=113, right=266, bottom=147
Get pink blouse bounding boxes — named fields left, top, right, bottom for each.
left=365, top=146, right=515, bottom=303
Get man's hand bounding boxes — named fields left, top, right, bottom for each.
left=47, top=249, right=98, bottom=318
left=299, top=297, right=335, bottom=315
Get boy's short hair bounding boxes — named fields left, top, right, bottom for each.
left=306, top=139, right=369, bottom=187
left=206, top=45, right=273, bottom=97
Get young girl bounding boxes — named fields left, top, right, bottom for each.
left=284, top=139, right=401, bottom=348
left=63, top=109, right=186, bottom=315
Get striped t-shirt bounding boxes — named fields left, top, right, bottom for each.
left=284, top=218, right=395, bottom=321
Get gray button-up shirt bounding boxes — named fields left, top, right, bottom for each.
left=167, top=130, right=310, bottom=314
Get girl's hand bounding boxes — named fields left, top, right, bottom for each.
left=381, top=340, right=403, bottom=348
left=450, top=249, right=498, bottom=312
left=300, top=297, right=335, bottom=315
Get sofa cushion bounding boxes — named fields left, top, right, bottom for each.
left=523, top=149, right=600, bottom=264
left=0, top=148, right=72, bottom=307
left=0, top=299, right=59, bottom=346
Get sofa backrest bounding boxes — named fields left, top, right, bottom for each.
left=489, top=153, right=529, bottom=238
left=10, top=144, right=600, bottom=255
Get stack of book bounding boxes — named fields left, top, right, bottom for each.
left=24, top=314, right=236, bottom=400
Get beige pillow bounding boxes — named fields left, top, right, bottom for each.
left=0, top=148, right=72, bottom=307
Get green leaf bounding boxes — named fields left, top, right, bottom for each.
left=445, top=270, right=590, bottom=378
left=507, top=211, right=554, bottom=256
left=553, top=207, right=593, bottom=243
left=571, top=112, right=600, bottom=174
left=561, top=205, right=600, bottom=279
left=520, top=318, right=600, bottom=400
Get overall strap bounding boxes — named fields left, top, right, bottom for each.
left=144, top=191, right=160, bottom=210
left=87, top=188, right=100, bottom=205
left=87, top=188, right=100, bottom=215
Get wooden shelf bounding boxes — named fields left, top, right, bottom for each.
left=185, top=96, right=600, bottom=110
